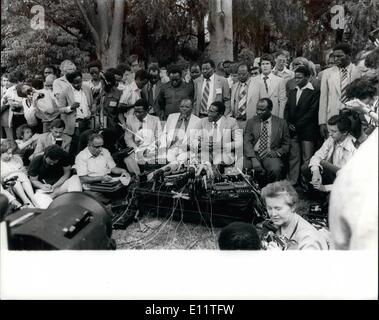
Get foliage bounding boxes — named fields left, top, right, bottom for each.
left=1, top=0, right=93, bottom=77
left=233, top=0, right=379, bottom=64
left=1, top=0, right=378, bottom=75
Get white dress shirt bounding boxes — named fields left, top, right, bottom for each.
left=72, top=86, right=91, bottom=119
left=295, top=82, right=314, bottom=104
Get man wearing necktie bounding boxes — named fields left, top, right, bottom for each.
left=231, top=63, right=254, bottom=129
left=142, top=65, right=162, bottom=117
left=122, top=99, right=162, bottom=176
left=190, top=101, right=242, bottom=168
left=243, top=98, right=290, bottom=187
left=159, top=98, right=200, bottom=163
left=193, top=59, right=231, bottom=117
left=319, top=43, right=362, bottom=140
left=249, top=54, right=287, bottom=119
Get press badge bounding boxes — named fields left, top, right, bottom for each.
left=109, top=100, right=117, bottom=107
left=216, top=88, right=222, bottom=94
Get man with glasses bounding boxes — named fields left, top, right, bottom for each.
left=121, top=98, right=162, bottom=176
left=231, top=63, right=254, bottom=129
left=75, top=133, right=129, bottom=185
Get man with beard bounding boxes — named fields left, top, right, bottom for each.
left=157, top=65, right=194, bottom=120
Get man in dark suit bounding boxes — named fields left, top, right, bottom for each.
left=141, top=64, right=162, bottom=117
left=284, top=66, right=320, bottom=185
left=193, top=59, right=231, bottom=117
left=244, top=98, right=290, bottom=185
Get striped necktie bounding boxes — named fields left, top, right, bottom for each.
left=237, top=83, right=247, bottom=117
left=263, top=76, right=269, bottom=94
left=340, top=68, right=349, bottom=103
left=258, top=120, right=269, bottom=155
left=200, top=79, right=210, bottom=114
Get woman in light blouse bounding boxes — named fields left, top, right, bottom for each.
left=261, top=180, right=329, bottom=250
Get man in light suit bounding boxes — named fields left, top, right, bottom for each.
left=193, top=59, right=231, bottom=117
left=159, top=98, right=200, bottom=163
left=319, top=43, right=362, bottom=139
left=244, top=98, right=290, bottom=186
left=230, top=63, right=254, bottom=129
left=249, top=54, right=287, bottom=119
left=190, top=101, right=243, bottom=168
left=122, top=98, right=162, bottom=176
left=57, top=70, right=95, bottom=155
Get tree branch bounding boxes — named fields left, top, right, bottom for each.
left=74, top=0, right=100, bottom=45
left=24, top=0, right=85, bottom=41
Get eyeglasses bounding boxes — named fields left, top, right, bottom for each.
left=91, top=145, right=103, bottom=149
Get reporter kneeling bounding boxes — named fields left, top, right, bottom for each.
left=261, top=180, right=328, bottom=250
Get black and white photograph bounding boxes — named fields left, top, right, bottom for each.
left=0, top=0, right=378, bottom=302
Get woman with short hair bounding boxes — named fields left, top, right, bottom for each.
left=261, top=180, right=329, bottom=250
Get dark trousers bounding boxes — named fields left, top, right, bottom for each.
left=243, top=156, right=285, bottom=187
left=301, top=160, right=336, bottom=201
left=287, top=137, right=315, bottom=185
left=69, top=118, right=92, bottom=159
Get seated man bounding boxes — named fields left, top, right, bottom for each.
left=159, top=98, right=200, bottom=163
left=31, top=119, right=72, bottom=160
left=190, top=101, right=243, bottom=168
left=243, top=98, right=290, bottom=185
left=301, top=115, right=356, bottom=200
left=121, top=98, right=162, bottom=176
left=28, top=145, right=82, bottom=201
left=75, top=133, right=130, bottom=185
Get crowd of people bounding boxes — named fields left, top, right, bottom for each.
left=1, top=45, right=378, bottom=250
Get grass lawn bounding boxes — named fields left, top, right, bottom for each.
left=113, top=187, right=313, bottom=250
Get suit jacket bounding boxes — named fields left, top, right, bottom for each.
left=318, top=64, right=361, bottom=125
left=249, top=74, right=287, bottom=119
left=124, top=113, right=162, bottom=150
left=193, top=74, right=231, bottom=116
left=284, top=86, right=320, bottom=141
left=190, top=116, right=243, bottom=166
left=244, top=115, right=290, bottom=159
left=230, top=78, right=256, bottom=120
left=58, top=84, right=94, bottom=135
left=33, top=132, right=72, bottom=156
left=160, top=113, right=201, bottom=149
left=141, top=81, right=162, bottom=115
